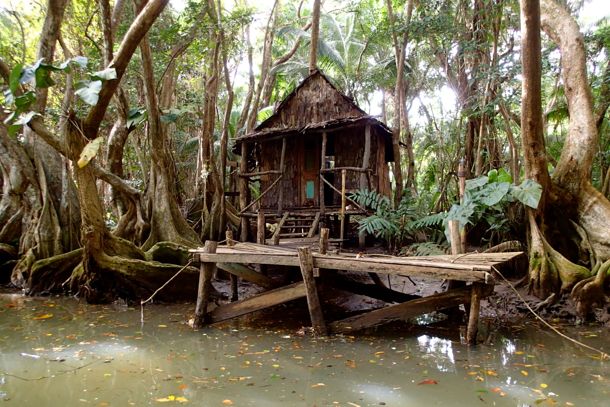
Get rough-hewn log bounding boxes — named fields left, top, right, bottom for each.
left=216, top=262, right=275, bottom=289
left=329, top=286, right=472, bottom=334
left=193, top=241, right=217, bottom=328
left=467, top=283, right=484, bottom=345
left=319, top=227, right=329, bottom=255
left=257, top=210, right=266, bottom=245
left=298, top=247, right=327, bottom=335
left=208, top=282, right=306, bottom=323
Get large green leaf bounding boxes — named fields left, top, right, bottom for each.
left=465, top=175, right=488, bottom=190
left=510, top=179, right=543, bottom=209
left=91, top=68, right=117, bottom=81
left=479, top=182, right=510, bottom=206
left=75, top=80, right=102, bottom=105
left=9, top=64, right=23, bottom=94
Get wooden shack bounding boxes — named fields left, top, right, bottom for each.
left=235, top=70, right=393, bottom=243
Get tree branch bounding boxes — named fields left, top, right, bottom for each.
left=84, top=0, right=169, bottom=139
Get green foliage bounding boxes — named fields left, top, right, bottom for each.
left=349, top=189, right=417, bottom=250
left=1, top=57, right=115, bottom=134
left=444, top=168, right=542, bottom=245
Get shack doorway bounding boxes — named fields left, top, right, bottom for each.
left=300, top=137, right=320, bottom=207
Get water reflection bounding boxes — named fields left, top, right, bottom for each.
left=0, top=292, right=608, bottom=406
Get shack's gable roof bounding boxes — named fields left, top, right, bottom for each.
left=257, top=70, right=366, bottom=131
left=236, top=70, right=391, bottom=145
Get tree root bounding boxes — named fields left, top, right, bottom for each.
left=527, top=211, right=591, bottom=297
left=571, top=259, right=610, bottom=317
left=27, top=248, right=83, bottom=295
left=70, top=252, right=200, bottom=303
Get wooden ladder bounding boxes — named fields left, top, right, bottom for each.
left=271, top=212, right=321, bottom=245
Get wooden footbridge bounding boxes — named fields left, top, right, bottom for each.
left=190, top=240, right=521, bottom=344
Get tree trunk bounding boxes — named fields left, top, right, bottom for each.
left=520, top=0, right=610, bottom=316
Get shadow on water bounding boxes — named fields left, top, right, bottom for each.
left=0, top=291, right=608, bottom=406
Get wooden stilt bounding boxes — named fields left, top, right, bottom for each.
left=257, top=210, right=266, bottom=245
left=339, top=169, right=346, bottom=251
left=278, top=137, right=286, bottom=213
left=466, top=283, right=483, bottom=345
left=359, top=124, right=371, bottom=248
left=226, top=230, right=238, bottom=302
left=193, top=241, right=218, bottom=328
left=319, top=132, right=327, bottom=223
left=297, top=247, right=327, bottom=335
left=319, top=227, right=329, bottom=255
left=239, top=143, right=249, bottom=242
left=458, top=159, right=467, bottom=253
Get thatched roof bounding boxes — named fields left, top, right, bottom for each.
left=235, top=70, right=392, bottom=146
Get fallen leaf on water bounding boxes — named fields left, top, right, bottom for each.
left=417, top=379, right=438, bottom=385
left=222, top=400, right=233, bottom=405
left=486, top=370, right=498, bottom=376
left=178, top=384, right=188, bottom=390
left=33, top=313, right=53, bottom=320
left=521, top=370, right=529, bottom=376
left=345, top=360, right=356, bottom=368
left=540, top=383, right=548, bottom=389
left=311, top=383, right=326, bottom=388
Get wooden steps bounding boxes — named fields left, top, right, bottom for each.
left=271, top=212, right=320, bottom=245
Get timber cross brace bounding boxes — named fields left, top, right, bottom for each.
left=190, top=241, right=520, bottom=345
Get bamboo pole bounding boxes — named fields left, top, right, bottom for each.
left=193, top=240, right=218, bottom=328
left=340, top=169, right=346, bottom=250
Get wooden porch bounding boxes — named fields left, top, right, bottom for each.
left=189, top=239, right=522, bottom=344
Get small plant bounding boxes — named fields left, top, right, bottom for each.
left=349, top=189, right=418, bottom=251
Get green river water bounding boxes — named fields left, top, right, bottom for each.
left=0, top=291, right=608, bottom=406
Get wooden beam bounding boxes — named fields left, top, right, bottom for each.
left=226, top=230, right=238, bottom=302
left=197, top=252, right=494, bottom=282
left=359, top=124, right=371, bottom=248
left=298, top=247, right=327, bottom=335
left=339, top=169, right=346, bottom=250
left=257, top=209, right=266, bottom=245
left=239, top=143, right=249, bottom=242
left=193, top=241, right=218, bottom=328
left=278, top=137, right=287, bottom=212
left=272, top=212, right=290, bottom=245
left=208, top=282, right=306, bottom=323
left=238, top=170, right=282, bottom=178
left=239, top=175, right=282, bottom=214
left=319, top=227, right=329, bottom=254
left=467, top=283, right=484, bottom=345
left=320, top=174, right=367, bottom=213
left=320, top=131, right=327, bottom=217
left=329, top=286, right=472, bottom=334
left=307, top=211, right=321, bottom=237
left=217, top=262, right=275, bottom=289
left=321, top=167, right=372, bottom=173
left=325, top=274, right=420, bottom=304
